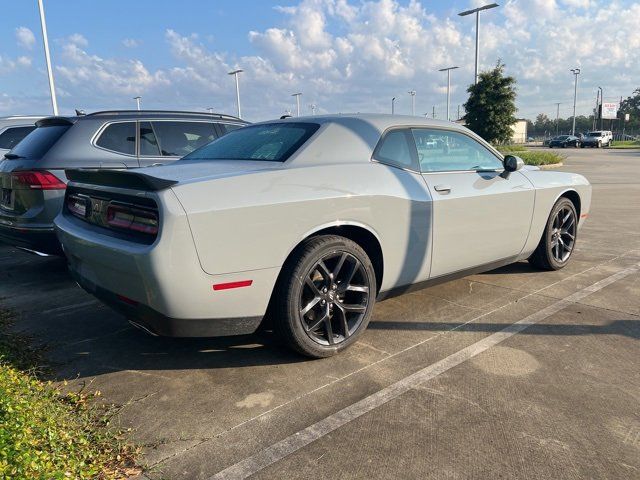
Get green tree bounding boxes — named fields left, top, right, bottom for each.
left=463, top=62, right=517, bottom=144
left=619, top=88, right=640, bottom=132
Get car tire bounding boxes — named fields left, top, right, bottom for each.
left=273, top=235, right=376, bottom=358
left=597, top=141, right=602, bottom=148
left=528, top=197, right=578, bottom=271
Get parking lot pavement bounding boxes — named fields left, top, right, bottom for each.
left=1, top=147, right=638, bottom=479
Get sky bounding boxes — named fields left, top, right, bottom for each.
left=1, top=0, right=639, bottom=122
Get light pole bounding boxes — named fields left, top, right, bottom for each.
left=206, top=107, right=214, bottom=114
left=570, top=68, right=580, bottom=136
left=555, top=102, right=561, bottom=135
left=37, top=0, right=58, bottom=115
left=391, top=97, right=396, bottom=115
left=309, top=104, right=317, bottom=115
left=408, top=90, right=416, bottom=116
left=228, top=69, right=243, bottom=118
left=291, top=93, right=302, bottom=117
left=438, top=66, right=459, bottom=121
left=598, top=86, right=603, bottom=130
left=458, top=3, right=499, bottom=85
left=133, top=96, right=141, bottom=111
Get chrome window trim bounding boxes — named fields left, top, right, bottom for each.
left=91, top=120, right=138, bottom=157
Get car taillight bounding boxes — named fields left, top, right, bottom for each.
left=106, top=203, right=158, bottom=236
left=12, top=171, right=66, bottom=190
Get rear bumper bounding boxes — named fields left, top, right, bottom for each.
left=0, top=222, right=61, bottom=254
left=71, top=268, right=262, bottom=336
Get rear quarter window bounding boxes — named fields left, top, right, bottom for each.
left=95, top=122, right=136, bottom=155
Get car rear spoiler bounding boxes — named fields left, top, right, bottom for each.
left=36, top=116, right=77, bottom=127
left=66, top=169, right=178, bottom=191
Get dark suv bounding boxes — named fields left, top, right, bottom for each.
left=0, top=110, right=247, bottom=254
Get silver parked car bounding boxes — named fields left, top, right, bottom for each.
left=0, top=116, right=43, bottom=157
left=55, top=115, right=592, bottom=358
left=0, top=110, right=247, bottom=254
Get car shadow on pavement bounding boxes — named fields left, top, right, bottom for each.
left=368, top=319, right=640, bottom=339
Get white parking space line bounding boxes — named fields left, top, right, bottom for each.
left=209, top=263, right=639, bottom=480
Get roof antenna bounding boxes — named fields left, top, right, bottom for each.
left=75, top=109, right=86, bottom=116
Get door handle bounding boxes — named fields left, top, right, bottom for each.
left=434, top=184, right=451, bottom=193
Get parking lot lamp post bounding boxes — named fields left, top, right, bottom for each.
left=391, top=97, right=396, bottom=114
left=570, top=68, right=580, bottom=136
left=555, top=102, right=560, bottom=136
left=134, top=96, right=141, bottom=111
left=228, top=69, right=243, bottom=119
left=458, top=3, right=499, bottom=85
left=438, top=66, right=459, bottom=121
left=598, top=86, right=603, bottom=130
left=408, top=90, right=416, bottom=116
left=309, top=104, right=317, bottom=115
left=291, top=93, right=302, bottom=117
left=37, top=0, right=58, bottom=115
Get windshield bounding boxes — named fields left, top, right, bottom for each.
left=556, top=136, right=569, bottom=140
left=588, top=132, right=602, bottom=137
left=7, top=124, right=70, bottom=159
left=182, top=122, right=320, bottom=162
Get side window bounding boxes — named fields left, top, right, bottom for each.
left=152, top=121, right=218, bottom=157
left=373, top=129, right=417, bottom=170
left=0, top=126, right=37, bottom=150
left=412, top=128, right=503, bottom=173
left=95, top=122, right=136, bottom=155
left=139, top=122, right=160, bottom=156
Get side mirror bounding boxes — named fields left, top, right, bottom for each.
left=501, top=155, right=524, bottom=179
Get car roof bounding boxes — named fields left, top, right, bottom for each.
left=34, top=110, right=247, bottom=128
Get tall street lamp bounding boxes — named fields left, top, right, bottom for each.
left=391, top=97, right=396, bottom=115
left=228, top=69, right=243, bottom=118
left=598, top=86, right=603, bottom=130
left=37, top=0, right=58, bottom=115
left=408, top=90, right=416, bottom=116
left=133, top=96, right=141, bottom=111
left=309, top=104, right=317, bottom=115
left=291, top=93, right=302, bottom=117
left=438, top=66, right=459, bottom=121
left=570, top=68, right=580, bottom=136
left=458, top=3, right=499, bottom=85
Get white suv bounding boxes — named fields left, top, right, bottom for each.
left=581, top=130, right=613, bottom=148
left=0, top=116, right=43, bottom=156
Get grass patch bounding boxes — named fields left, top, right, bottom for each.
left=496, top=146, right=564, bottom=166
left=0, top=309, right=141, bottom=479
left=610, top=140, right=640, bottom=149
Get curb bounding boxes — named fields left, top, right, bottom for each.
left=538, top=162, right=564, bottom=169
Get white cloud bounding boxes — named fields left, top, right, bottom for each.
left=15, top=27, right=36, bottom=50
left=68, top=33, right=88, bottom=47
left=122, top=38, right=139, bottom=48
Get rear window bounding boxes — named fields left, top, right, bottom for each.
left=0, top=125, right=37, bottom=150
left=96, top=122, right=136, bottom=155
left=182, top=123, right=319, bottom=162
left=6, top=125, right=70, bottom=159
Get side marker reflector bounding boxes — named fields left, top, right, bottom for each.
left=213, top=280, right=253, bottom=291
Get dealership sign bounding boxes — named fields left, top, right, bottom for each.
left=602, top=102, right=618, bottom=119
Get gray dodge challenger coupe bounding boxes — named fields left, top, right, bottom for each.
left=54, top=114, right=591, bottom=358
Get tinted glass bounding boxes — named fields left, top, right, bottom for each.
left=152, top=121, right=217, bottom=157
left=412, top=129, right=503, bottom=172
left=139, top=121, right=160, bottom=156
left=96, top=122, right=136, bottom=155
left=8, top=125, right=71, bottom=159
left=0, top=126, right=37, bottom=150
left=183, top=123, right=320, bottom=162
left=219, top=123, right=244, bottom=134
left=374, top=129, right=416, bottom=170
